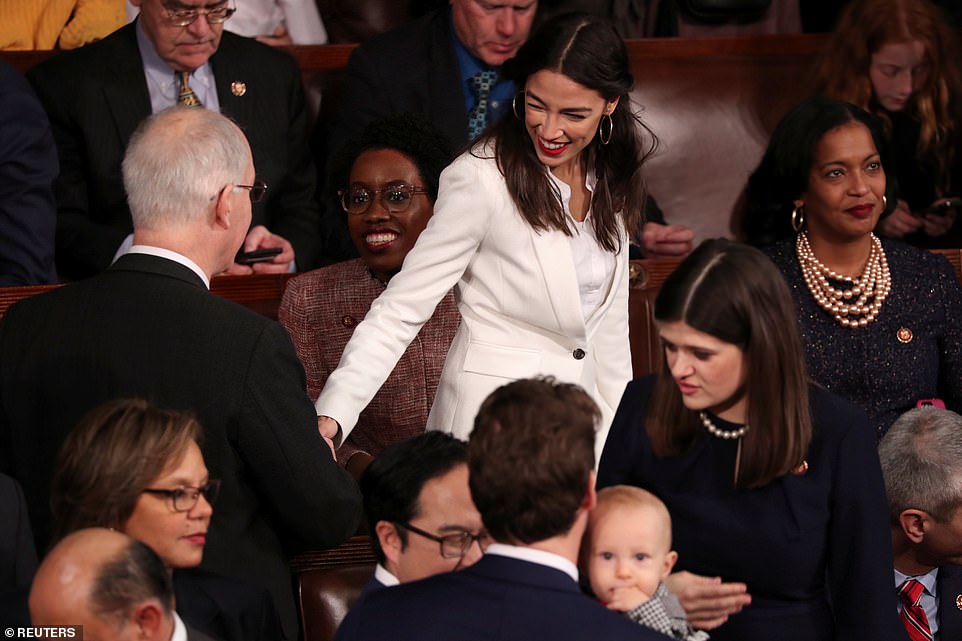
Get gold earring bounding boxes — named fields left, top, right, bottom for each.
left=791, top=204, right=805, bottom=232
left=598, top=113, right=613, bottom=145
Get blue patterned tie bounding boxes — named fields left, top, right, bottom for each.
left=467, top=70, right=499, bottom=140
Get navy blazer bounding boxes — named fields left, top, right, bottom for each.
left=938, top=564, right=962, bottom=640
left=0, top=254, right=361, bottom=638
left=335, top=553, right=669, bottom=640
left=27, top=23, right=322, bottom=279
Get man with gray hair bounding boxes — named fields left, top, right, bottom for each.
left=878, top=407, right=962, bottom=641
left=31, top=528, right=214, bottom=641
left=0, top=107, right=361, bottom=639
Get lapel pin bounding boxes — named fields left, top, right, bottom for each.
left=897, top=327, right=913, bottom=344
left=956, top=594, right=962, bottom=610
left=231, top=81, right=247, bottom=97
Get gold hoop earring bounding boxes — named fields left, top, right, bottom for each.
left=791, top=205, right=805, bottom=233
left=598, top=113, right=613, bottom=145
left=512, top=92, right=525, bottom=120
left=882, top=195, right=888, bottom=210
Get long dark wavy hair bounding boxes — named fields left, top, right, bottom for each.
left=478, top=13, right=656, bottom=253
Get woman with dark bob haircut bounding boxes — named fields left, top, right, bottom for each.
left=742, top=96, right=962, bottom=437
left=598, top=239, right=903, bottom=641
left=51, top=399, right=280, bottom=641
left=315, top=13, right=655, bottom=459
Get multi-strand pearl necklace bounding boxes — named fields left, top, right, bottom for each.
left=699, top=411, right=748, bottom=439
left=795, top=232, right=892, bottom=328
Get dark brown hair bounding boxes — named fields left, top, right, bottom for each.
left=479, top=13, right=655, bottom=253
left=647, top=239, right=812, bottom=488
left=469, top=377, right=598, bottom=544
left=50, top=399, right=202, bottom=542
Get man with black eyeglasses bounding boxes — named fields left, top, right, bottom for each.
left=27, top=0, right=323, bottom=280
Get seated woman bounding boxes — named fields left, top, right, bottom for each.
left=742, top=96, right=962, bottom=437
left=279, top=113, right=457, bottom=477
left=810, top=0, right=962, bottom=245
left=50, top=399, right=281, bottom=641
left=598, top=238, right=903, bottom=641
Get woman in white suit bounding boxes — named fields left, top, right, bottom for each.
left=316, top=13, right=656, bottom=459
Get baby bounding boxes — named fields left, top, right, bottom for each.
left=584, top=485, right=708, bottom=641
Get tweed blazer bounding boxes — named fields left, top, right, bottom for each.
left=316, top=147, right=633, bottom=460
left=279, top=259, right=459, bottom=463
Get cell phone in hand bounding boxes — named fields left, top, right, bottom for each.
left=919, top=198, right=962, bottom=217
left=235, top=247, right=282, bottom=265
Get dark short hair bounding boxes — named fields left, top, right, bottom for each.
left=330, top=112, right=453, bottom=204
left=648, top=239, right=812, bottom=488
left=469, top=377, right=598, bottom=544
left=50, top=399, right=202, bottom=542
left=742, top=96, right=897, bottom=246
left=360, top=432, right=468, bottom=564
left=89, top=538, right=174, bottom=626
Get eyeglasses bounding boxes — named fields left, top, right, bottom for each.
left=338, top=184, right=428, bottom=216
left=235, top=181, right=268, bottom=203
left=142, top=480, right=221, bottom=512
left=397, top=522, right=491, bottom=559
left=163, top=3, right=236, bottom=27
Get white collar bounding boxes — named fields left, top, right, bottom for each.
left=171, top=612, right=188, bottom=641
left=484, top=543, right=579, bottom=582
left=128, top=245, right=210, bottom=289
left=374, top=564, right=400, bottom=587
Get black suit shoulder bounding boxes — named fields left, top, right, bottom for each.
left=175, top=567, right=283, bottom=641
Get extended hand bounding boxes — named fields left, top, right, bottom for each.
left=665, top=571, right=751, bottom=630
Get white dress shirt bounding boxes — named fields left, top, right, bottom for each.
left=895, top=567, right=940, bottom=639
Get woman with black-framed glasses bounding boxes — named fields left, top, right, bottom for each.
left=50, top=398, right=282, bottom=641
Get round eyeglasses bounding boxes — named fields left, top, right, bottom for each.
left=338, top=184, right=428, bottom=216
left=397, top=522, right=491, bottom=559
left=142, top=480, right=221, bottom=512
left=235, top=181, right=268, bottom=203
left=164, top=4, right=236, bottom=27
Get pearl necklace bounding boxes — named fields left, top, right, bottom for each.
left=699, top=412, right=748, bottom=440
left=795, top=232, right=892, bottom=328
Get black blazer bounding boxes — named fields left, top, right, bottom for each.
left=939, top=564, right=962, bottom=640
left=27, top=23, right=322, bottom=279
left=175, top=567, right=283, bottom=641
left=0, top=253, right=361, bottom=638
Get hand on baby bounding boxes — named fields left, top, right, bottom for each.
left=604, top=585, right=653, bottom=613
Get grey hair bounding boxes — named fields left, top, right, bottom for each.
left=122, top=106, right=251, bottom=229
left=89, top=538, right=174, bottom=629
left=878, top=407, right=962, bottom=523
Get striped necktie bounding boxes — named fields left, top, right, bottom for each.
left=467, top=69, right=498, bottom=140
left=898, top=578, right=933, bottom=641
left=177, top=71, right=203, bottom=107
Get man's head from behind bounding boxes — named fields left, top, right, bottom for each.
left=879, top=407, right=962, bottom=569
left=469, top=377, right=599, bottom=545
left=123, top=107, right=254, bottom=272
left=30, top=528, right=176, bottom=641
left=450, top=0, right=537, bottom=67
left=361, top=432, right=486, bottom=583
left=132, top=0, right=231, bottom=72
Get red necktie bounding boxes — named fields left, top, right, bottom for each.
left=898, top=578, right=933, bottom=641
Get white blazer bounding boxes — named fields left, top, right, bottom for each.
left=315, top=147, right=632, bottom=460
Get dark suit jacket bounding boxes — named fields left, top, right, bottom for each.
left=0, top=253, right=361, bottom=639
left=27, top=23, right=321, bottom=279
left=939, top=564, right=962, bottom=641
left=175, top=567, right=283, bottom=641
left=335, top=554, right=669, bottom=641
left=0, top=60, right=57, bottom=286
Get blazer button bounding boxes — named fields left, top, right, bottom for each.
left=341, top=315, right=357, bottom=328
left=572, top=348, right=586, bottom=360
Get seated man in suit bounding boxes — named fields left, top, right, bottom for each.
left=359, top=432, right=486, bottom=591
left=27, top=0, right=322, bottom=280
left=335, top=378, right=669, bottom=641
left=0, top=107, right=361, bottom=640
left=30, top=528, right=214, bottom=641
left=879, top=407, right=962, bottom=641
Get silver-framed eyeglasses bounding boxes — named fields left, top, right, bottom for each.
left=235, top=181, right=268, bottom=203
left=163, top=3, right=236, bottom=27
left=339, top=183, right=428, bottom=216
left=397, top=522, right=491, bottom=559
left=142, top=480, right=221, bottom=512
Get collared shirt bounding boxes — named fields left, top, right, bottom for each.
left=374, top=563, right=400, bottom=588
left=547, top=169, right=616, bottom=321
left=226, top=0, right=328, bottom=44
left=485, top=543, right=579, bottom=582
left=128, top=244, right=211, bottom=289
left=136, top=18, right=220, bottom=114
left=450, top=12, right=514, bottom=138
left=896, top=567, right=940, bottom=639
left=171, top=612, right=188, bottom=641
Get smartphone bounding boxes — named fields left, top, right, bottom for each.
left=235, top=247, right=282, bottom=265
left=918, top=198, right=962, bottom=217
